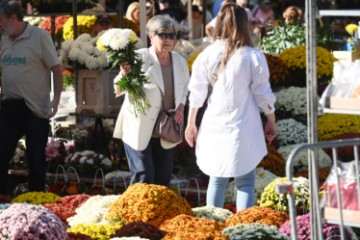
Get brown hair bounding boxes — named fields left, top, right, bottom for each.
left=283, top=6, right=303, bottom=24
left=213, top=3, right=253, bottom=68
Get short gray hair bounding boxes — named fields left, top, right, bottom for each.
left=146, top=15, right=178, bottom=37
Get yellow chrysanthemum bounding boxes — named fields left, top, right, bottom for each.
left=129, top=31, right=138, bottom=43
left=62, top=15, right=97, bottom=40
left=318, top=114, right=360, bottom=141
left=67, top=223, right=121, bottom=240
left=96, top=36, right=106, bottom=51
left=345, top=23, right=358, bottom=36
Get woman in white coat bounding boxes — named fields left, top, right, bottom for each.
left=185, top=3, right=276, bottom=211
left=113, top=15, right=189, bottom=187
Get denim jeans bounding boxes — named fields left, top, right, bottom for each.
left=206, top=169, right=256, bottom=212
left=123, top=137, right=173, bottom=187
left=0, top=100, right=49, bottom=195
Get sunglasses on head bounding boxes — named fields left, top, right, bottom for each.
left=156, top=32, right=177, bottom=40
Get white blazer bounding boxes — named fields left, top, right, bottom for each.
left=113, top=46, right=190, bottom=151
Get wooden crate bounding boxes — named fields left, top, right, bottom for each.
left=333, top=50, right=360, bottom=66
left=76, top=69, right=123, bottom=115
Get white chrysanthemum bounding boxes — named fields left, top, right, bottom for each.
left=255, top=168, right=277, bottom=201
left=85, top=55, right=99, bottom=69
left=79, top=157, right=86, bottom=165
left=81, top=42, right=95, bottom=55
left=97, top=53, right=108, bottom=68
left=192, top=205, right=233, bottom=222
left=61, top=39, right=73, bottom=52
left=101, top=28, right=119, bottom=46
left=68, top=48, right=81, bottom=61
left=109, top=34, right=129, bottom=51
left=76, top=33, right=92, bottom=42
left=276, top=118, right=307, bottom=147
left=86, top=159, right=94, bottom=165
left=67, top=195, right=119, bottom=226
left=275, top=87, right=308, bottom=116
left=101, top=158, right=112, bottom=167
left=77, top=50, right=90, bottom=65
left=82, top=150, right=96, bottom=155
left=71, top=40, right=82, bottom=49
left=278, top=144, right=332, bottom=170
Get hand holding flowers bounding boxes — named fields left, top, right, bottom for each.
left=97, top=28, right=150, bottom=116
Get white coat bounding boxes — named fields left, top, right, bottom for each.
left=188, top=40, right=276, bottom=177
left=113, top=46, right=190, bottom=151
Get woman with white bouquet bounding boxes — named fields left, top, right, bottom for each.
left=110, top=15, right=190, bottom=187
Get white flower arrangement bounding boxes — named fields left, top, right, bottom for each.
left=24, top=16, right=45, bottom=26
left=192, top=205, right=233, bottom=222
left=225, top=169, right=277, bottom=205
left=276, top=118, right=307, bottom=147
left=275, top=87, right=307, bottom=116
left=65, top=150, right=112, bottom=168
left=278, top=144, right=333, bottom=171
left=67, top=195, right=119, bottom=227
left=59, top=33, right=108, bottom=70
left=222, top=223, right=290, bottom=240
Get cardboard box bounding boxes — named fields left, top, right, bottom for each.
left=324, top=207, right=360, bottom=226
left=330, top=97, right=360, bottom=111
left=333, top=51, right=360, bottom=66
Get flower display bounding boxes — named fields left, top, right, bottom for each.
left=223, top=223, right=290, bottom=240
left=259, top=177, right=310, bottom=213
left=11, top=191, right=61, bottom=205
left=277, top=144, right=333, bottom=172
left=0, top=204, right=11, bottom=214
left=98, top=28, right=150, bottom=116
left=44, top=194, right=90, bottom=223
left=279, top=46, right=337, bottom=86
left=60, top=33, right=108, bottom=70
left=275, top=87, right=308, bottom=122
left=67, top=223, right=121, bottom=240
left=46, top=138, right=71, bottom=173
left=68, top=232, right=92, bottom=240
left=264, top=53, right=289, bottom=88
left=64, top=150, right=114, bottom=177
left=67, top=195, right=119, bottom=227
left=107, top=183, right=193, bottom=227
left=39, top=16, right=70, bottom=36
left=24, top=16, right=45, bottom=26
left=255, top=168, right=278, bottom=202
left=192, top=205, right=233, bottom=222
left=258, top=145, right=286, bottom=176
left=110, top=222, right=166, bottom=240
left=0, top=203, right=68, bottom=239
left=345, top=23, right=358, bottom=38
left=63, top=68, right=75, bottom=89
left=318, top=114, right=360, bottom=141
left=160, top=214, right=227, bottom=240
left=9, top=140, right=27, bottom=169
left=187, top=45, right=206, bottom=72
left=276, top=118, right=307, bottom=147
left=225, top=206, right=289, bottom=228
left=279, top=213, right=353, bottom=239
left=62, top=16, right=97, bottom=41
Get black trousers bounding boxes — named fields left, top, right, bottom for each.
left=0, top=99, right=49, bottom=195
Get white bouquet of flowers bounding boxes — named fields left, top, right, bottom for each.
left=276, top=118, right=307, bottom=147
left=59, top=33, right=108, bottom=70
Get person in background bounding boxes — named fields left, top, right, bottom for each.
left=185, top=3, right=276, bottom=211
left=158, top=0, right=186, bottom=23
left=205, top=0, right=235, bottom=37
left=125, top=2, right=141, bottom=25
left=251, top=0, right=274, bottom=29
left=282, top=5, right=303, bottom=25
left=0, top=0, right=63, bottom=195
left=91, top=14, right=112, bottom=37
left=113, top=15, right=189, bottom=187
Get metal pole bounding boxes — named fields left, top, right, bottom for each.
left=139, top=0, right=147, bottom=47
left=305, top=0, right=322, bottom=239
left=73, top=0, right=79, bottom=124
left=118, top=0, right=124, bottom=28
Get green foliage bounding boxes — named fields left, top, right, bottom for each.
left=259, top=23, right=341, bottom=54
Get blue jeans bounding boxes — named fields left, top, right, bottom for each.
left=123, top=137, right=173, bottom=187
left=206, top=169, right=256, bottom=212
left=0, top=100, right=49, bottom=195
